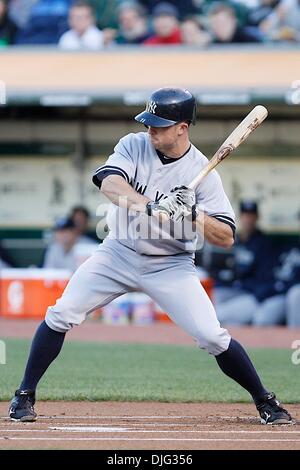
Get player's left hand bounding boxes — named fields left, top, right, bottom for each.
left=170, top=186, right=199, bottom=221
left=170, top=186, right=195, bottom=207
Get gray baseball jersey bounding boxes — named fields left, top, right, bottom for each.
left=93, top=132, right=235, bottom=255
left=46, top=131, right=233, bottom=355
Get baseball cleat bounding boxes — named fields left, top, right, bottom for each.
left=9, top=389, right=37, bottom=422
left=257, top=392, right=295, bottom=425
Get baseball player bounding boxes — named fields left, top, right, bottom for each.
left=9, top=87, right=293, bottom=425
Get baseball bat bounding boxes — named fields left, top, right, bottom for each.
left=187, top=104, right=268, bottom=190
left=157, top=105, right=268, bottom=221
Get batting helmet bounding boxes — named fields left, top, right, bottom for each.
left=135, top=87, right=197, bottom=127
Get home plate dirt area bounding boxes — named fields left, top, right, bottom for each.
left=0, top=402, right=300, bottom=450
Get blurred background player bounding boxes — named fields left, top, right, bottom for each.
left=43, top=217, right=80, bottom=272
left=0, top=241, right=14, bottom=268
left=69, top=205, right=97, bottom=244
left=253, top=211, right=300, bottom=327
left=43, top=214, right=98, bottom=271
left=214, top=201, right=275, bottom=325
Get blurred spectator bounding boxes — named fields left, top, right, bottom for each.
left=253, top=216, right=300, bottom=327
left=232, top=0, right=260, bottom=6
left=247, top=0, right=281, bottom=27
left=181, top=16, right=211, bottom=46
left=214, top=201, right=275, bottom=325
left=15, top=0, right=70, bottom=45
left=89, top=0, right=118, bottom=29
left=231, top=0, right=263, bottom=5
left=144, top=2, right=182, bottom=44
left=208, top=2, right=264, bottom=42
left=0, top=0, right=18, bottom=45
left=43, top=217, right=80, bottom=271
left=70, top=205, right=97, bottom=244
left=8, top=0, right=38, bottom=29
left=140, top=0, right=200, bottom=18
left=116, top=1, right=151, bottom=44
left=59, top=0, right=104, bottom=50
left=260, top=0, right=300, bottom=41
left=204, top=0, right=251, bottom=26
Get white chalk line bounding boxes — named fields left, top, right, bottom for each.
left=0, top=415, right=258, bottom=421
left=1, top=437, right=300, bottom=442
left=3, top=422, right=216, bottom=428
left=1, top=428, right=299, bottom=434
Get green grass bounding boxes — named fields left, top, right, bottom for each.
left=1, top=339, right=299, bottom=403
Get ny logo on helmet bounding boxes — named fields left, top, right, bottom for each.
left=146, top=100, right=157, bottom=114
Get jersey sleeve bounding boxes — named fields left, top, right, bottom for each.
left=92, top=134, right=137, bottom=189
left=195, top=169, right=236, bottom=235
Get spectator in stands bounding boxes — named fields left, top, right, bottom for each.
left=253, top=214, right=300, bottom=327
left=0, top=0, right=18, bottom=45
left=207, top=2, right=264, bottom=42
left=140, top=0, right=200, bottom=18
left=115, top=1, right=151, bottom=44
left=70, top=205, right=97, bottom=244
left=214, top=201, right=275, bottom=325
left=15, top=0, right=71, bottom=44
left=232, top=0, right=259, bottom=6
left=89, top=0, right=118, bottom=30
left=247, top=0, right=281, bottom=27
left=8, top=0, right=38, bottom=30
left=143, top=2, right=182, bottom=44
left=181, top=16, right=211, bottom=46
left=259, top=0, right=300, bottom=41
left=59, top=0, right=104, bottom=50
left=208, top=0, right=251, bottom=26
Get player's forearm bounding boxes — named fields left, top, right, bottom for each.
left=101, top=175, right=150, bottom=212
left=195, top=214, right=234, bottom=248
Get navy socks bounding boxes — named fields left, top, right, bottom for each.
left=216, top=338, right=268, bottom=405
left=19, top=323, right=267, bottom=406
left=20, top=320, right=65, bottom=391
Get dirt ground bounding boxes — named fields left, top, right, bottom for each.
left=1, top=319, right=300, bottom=450
left=1, top=318, right=300, bottom=348
left=0, top=402, right=299, bottom=450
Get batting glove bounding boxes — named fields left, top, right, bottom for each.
left=146, top=189, right=198, bottom=222
left=170, top=186, right=199, bottom=221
